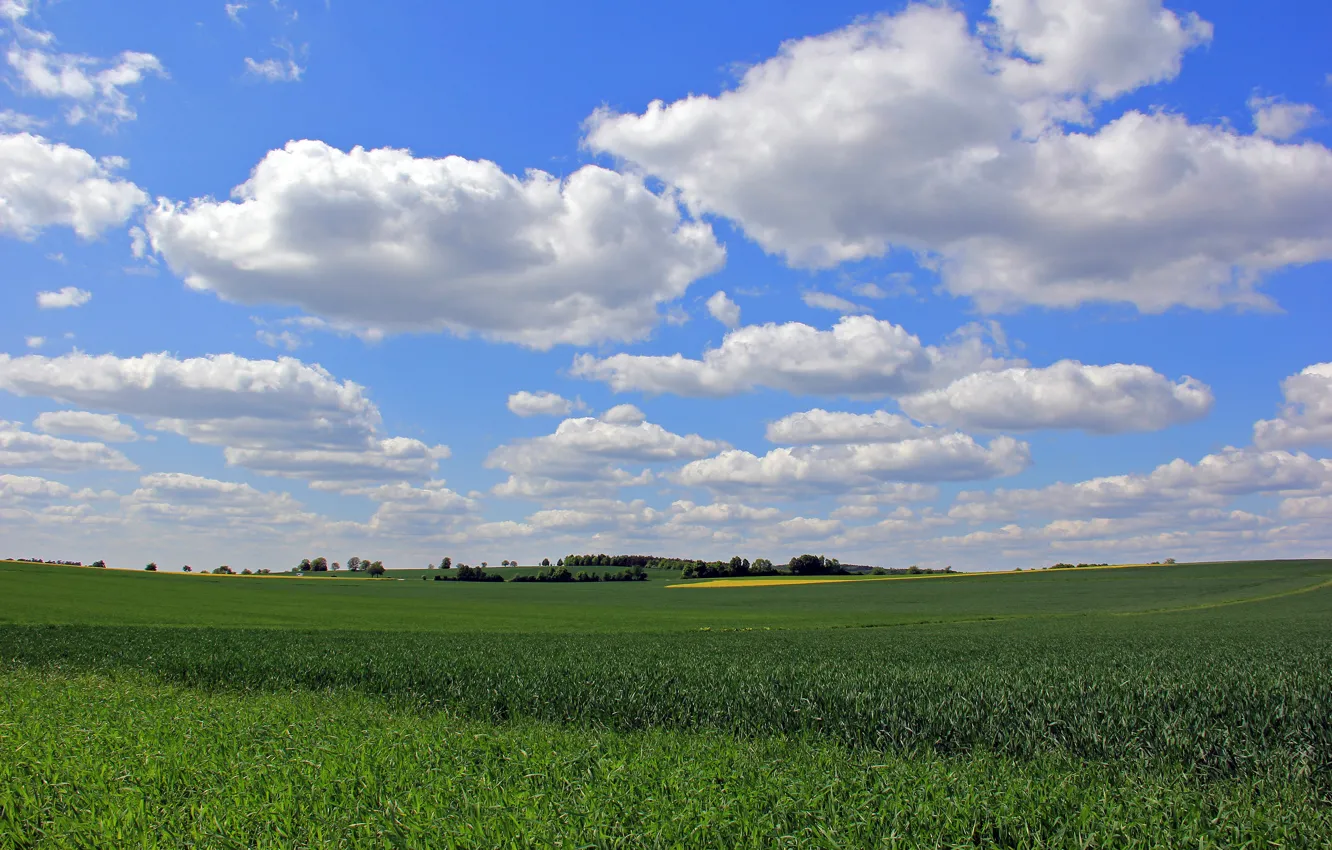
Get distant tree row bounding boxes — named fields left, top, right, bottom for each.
left=510, top=564, right=649, bottom=583
left=430, top=563, right=503, bottom=582
left=680, top=557, right=778, bottom=579
left=7, top=557, right=88, bottom=566
left=298, top=556, right=385, bottom=576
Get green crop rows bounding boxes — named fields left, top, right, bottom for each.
left=2, top=559, right=1332, bottom=847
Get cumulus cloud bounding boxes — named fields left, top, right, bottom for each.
left=487, top=410, right=726, bottom=485
left=1253, top=363, right=1332, bottom=449
left=0, top=472, right=71, bottom=503
left=705, top=290, right=740, bottom=328
left=330, top=480, right=478, bottom=535
left=145, top=141, right=725, bottom=348
left=666, top=499, right=782, bottom=525
left=507, top=390, right=580, bottom=418
left=586, top=1, right=1332, bottom=313
left=765, top=409, right=930, bottom=444
left=24, top=336, right=43, bottom=349
left=34, top=410, right=137, bottom=442
left=0, top=133, right=146, bottom=239
left=36, top=286, right=91, bottom=309
left=899, top=360, right=1213, bottom=433
left=950, top=446, right=1332, bottom=522
left=676, top=434, right=1030, bottom=495
left=1249, top=96, right=1319, bottom=141
left=0, top=420, right=136, bottom=471
left=0, top=351, right=448, bottom=483
left=572, top=315, right=1009, bottom=398
left=126, top=472, right=318, bottom=530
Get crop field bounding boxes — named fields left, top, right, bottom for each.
left=3, top=558, right=1332, bottom=847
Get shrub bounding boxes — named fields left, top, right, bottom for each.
left=144, top=562, right=157, bottom=572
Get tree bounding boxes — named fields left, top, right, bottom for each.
left=312, top=556, right=328, bottom=572
left=440, top=557, right=452, bottom=570
left=366, top=561, right=386, bottom=577
left=331, top=561, right=340, bottom=571
left=346, top=556, right=362, bottom=572
left=541, top=558, right=551, bottom=567
left=481, top=561, right=488, bottom=568
left=299, top=558, right=312, bottom=572
left=144, top=562, right=157, bottom=572
left=501, top=560, right=510, bottom=567
left=557, top=558, right=564, bottom=567
left=789, top=554, right=828, bottom=575
left=182, top=565, right=191, bottom=572
left=90, top=559, right=106, bottom=568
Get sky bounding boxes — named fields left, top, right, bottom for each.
left=2, top=0, right=1331, bottom=572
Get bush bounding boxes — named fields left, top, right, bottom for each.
left=144, top=562, right=157, bottom=572
left=366, top=561, right=386, bottom=577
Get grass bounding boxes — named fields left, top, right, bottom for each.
left=3, top=558, right=1332, bottom=846
left=4, top=669, right=1329, bottom=849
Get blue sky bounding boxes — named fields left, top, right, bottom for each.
left=2, top=0, right=1331, bottom=571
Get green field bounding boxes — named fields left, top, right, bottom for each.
left=3, top=558, right=1332, bottom=847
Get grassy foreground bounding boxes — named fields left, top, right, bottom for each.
left=2, top=559, right=1332, bottom=847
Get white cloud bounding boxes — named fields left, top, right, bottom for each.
left=1253, top=363, right=1332, bottom=449
left=666, top=499, right=782, bottom=525
left=599, top=403, right=646, bottom=425
left=24, top=336, right=43, bottom=349
left=0, top=472, right=71, bottom=503
left=0, top=108, right=41, bottom=131
left=950, top=446, right=1332, bottom=522
left=36, top=286, right=91, bottom=309
left=224, top=438, right=450, bottom=483
left=5, top=24, right=165, bottom=126
left=0, top=420, right=137, bottom=471
left=0, top=133, right=146, bottom=239
left=586, top=1, right=1332, bottom=313
left=676, top=433, right=1030, bottom=495
left=146, top=141, right=725, bottom=349
left=987, top=0, right=1211, bottom=99
left=244, top=55, right=302, bottom=83
left=126, top=472, right=318, bottom=530
left=572, top=315, right=1010, bottom=398
left=771, top=516, right=843, bottom=540
left=1278, top=494, right=1332, bottom=520
left=34, top=410, right=137, bottom=442
left=225, top=3, right=247, bottom=24
left=487, top=410, right=726, bottom=484
left=0, top=351, right=448, bottom=483
left=765, top=409, right=930, bottom=444
left=1249, top=96, right=1319, bottom=140
left=899, top=360, right=1213, bottom=433
left=507, top=390, right=580, bottom=418
left=705, top=290, right=740, bottom=328
left=801, top=291, right=869, bottom=314
left=255, top=329, right=302, bottom=351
